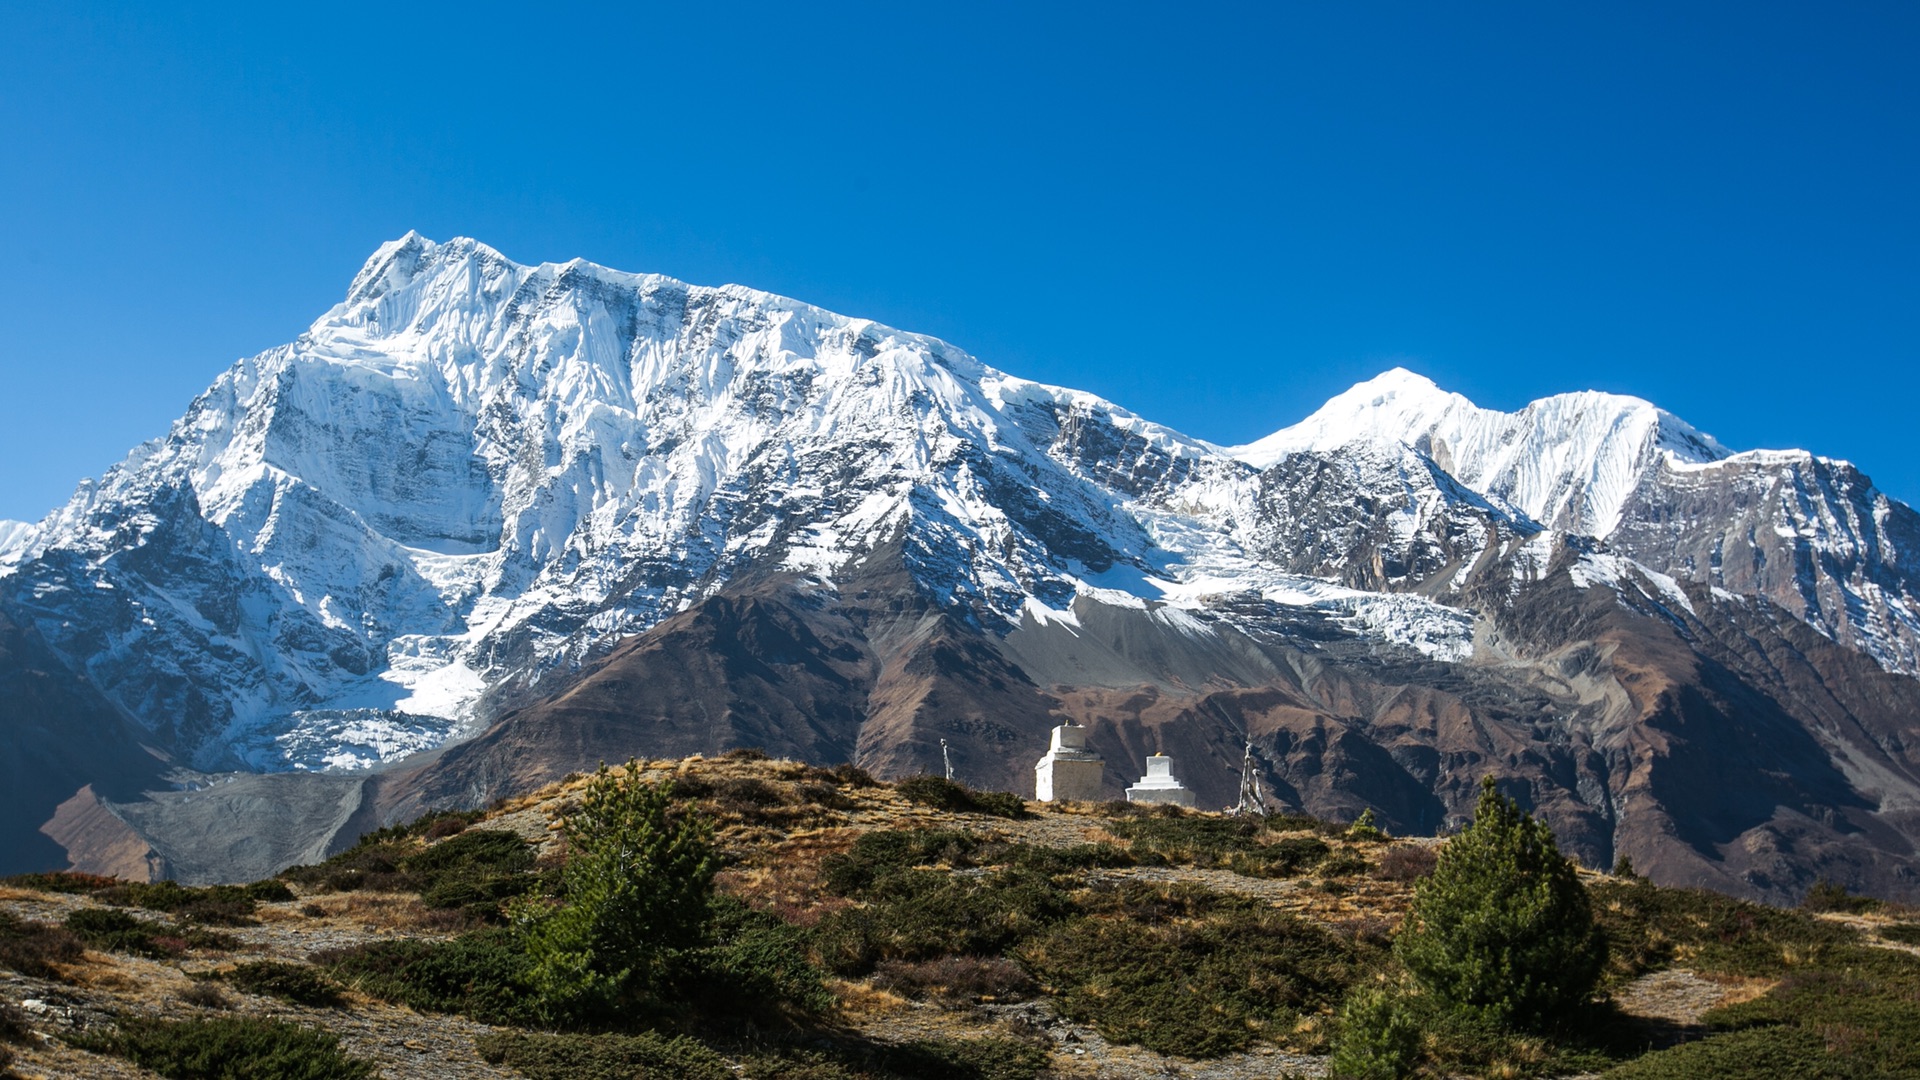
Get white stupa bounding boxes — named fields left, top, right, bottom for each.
left=1035, top=721, right=1105, bottom=801
left=1125, top=754, right=1196, bottom=807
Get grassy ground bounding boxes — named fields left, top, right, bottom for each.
left=0, top=752, right=1914, bottom=1078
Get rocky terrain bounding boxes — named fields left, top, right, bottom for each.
left=1, top=235, right=1918, bottom=904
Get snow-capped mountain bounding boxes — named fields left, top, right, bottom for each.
left=1233, top=368, right=1920, bottom=671
left=5, top=235, right=1920, bottom=901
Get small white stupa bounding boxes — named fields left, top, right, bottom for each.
left=1125, top=754, right=1196, bottom=807
left=1035, top=721, right=1105, bottom=802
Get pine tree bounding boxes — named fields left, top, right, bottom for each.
left=514, top=762, right=718, bottom=1023
left=1394, top=777, right=1605, bottom=1031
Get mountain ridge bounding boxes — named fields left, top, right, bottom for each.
left=3, top=234, right=1917, bottom=903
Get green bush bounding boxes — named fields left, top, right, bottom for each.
left=1395, top=778, right=1605, bottom=1032
left=0, top=911, right=84, bottom=978
left=741, top=1037, right=1048, bottom=1080
left=1800, top=878, right=1879, bottom=914
left=221, top=961, right=343, bottom=1007
left=812, top=869, right=1073, bottom=976
left=280, top=836, right=418, bottom=893
left=1022, top=904, right=1363, bottom=1057
left=71, top=1015, right=374, bottom=1080
left=1329, top=986, right=1420, bottom=1080
left=821, top=829, right=986, bottom=895
left=1590, top=880, right=1856, bottom=981
left=512, top=764, right=719, bottom=1024
left=676, top=895, right=834, bottom=1020
left=403, top=828, right=538, bottom=917
left=0, top=871, right=120, bottom=893
left=1347, top=808, right=1386, bottom=842
left=475, top=1029, right=732, bottom=1080
left=64, top=908, right=196, bottom=958
left=317, top=928, right=539, bottom=1026
left=894, top=776, right=1028, bottom=818
left=1106, top=814, right=1329, bottom=877
left=1882, top=922, right=1920, bottom=946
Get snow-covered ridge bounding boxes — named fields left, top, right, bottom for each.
left=8, top=236, right=1917, bottom=778
left=1231, top=367, right=1729, bottom=537
left=0, top=235, right=1256, bottom=772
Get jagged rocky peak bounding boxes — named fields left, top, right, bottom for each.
left=0, top=235, right=1244, bottom=773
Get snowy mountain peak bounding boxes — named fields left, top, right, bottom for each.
left=1232, top=369, right=1730, bottom=536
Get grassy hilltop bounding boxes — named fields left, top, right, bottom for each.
left=0, top=752, right=1915, bottom=1079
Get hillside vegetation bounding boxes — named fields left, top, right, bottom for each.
left=0, top=752, right=1915, bottom=1079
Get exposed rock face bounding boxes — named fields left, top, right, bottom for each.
left=3, top=237, right=1918, bottom=902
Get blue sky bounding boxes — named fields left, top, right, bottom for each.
left=1, top=2, right=1915, bottom=520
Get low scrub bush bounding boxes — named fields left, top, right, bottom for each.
left=64, top=908, right=232, bottom=958
left=894, top=776, right=1027, bottom=818
left=812, top=869, right=1073, bottom=976
left=221, top=961, right=343, bottom=1007
left=0, top=911, right=84, bottom=977
left=280, top=836, right=418, bottom=893
left=741, top=1037, right=1047, bottom=1080
left=1, top=871, right=121, bottom=893
left=1881, top=922, right=1920, bottom=946
left=177, top=980, right=231, bottom=1009
left=475, top=1029, right=732, bottom=1080
left=404, top=828, right=538, bottom=918
left=1107, top=814, right=1330, bottom=877
left=94, top=881, right=282, bottom=927
left=317, top=928, right=538, bottom=1026
left=674, top=896, right=834, bottom=1021
left=71, top=1014, right=375, bottom=1080
left=1374, top=844, right=1438, bottom=882
left=1075, top=879, right=1255, bottom=923
left=873, top=956, right=1036, bottom=1002
left=821, top=829, right=986, bottom=895
left=1591, top=880, right=1857, bottom=981
left=1799, top=878, right=1880, bottom=914
left=1022, top=907, right=1364, bottom=1057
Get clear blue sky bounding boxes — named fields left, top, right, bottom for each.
left=1, top=2, right=1915, bottom=521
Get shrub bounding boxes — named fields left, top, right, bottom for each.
left=222, top=961, right=343, bottom=1007
left=317, top=928, right=539, bottom=1026
left=812, top=869, right=1073, bottom=976
left=178, top=981, right=231, bottom=1009
left=741, top=1037, right=1047, bottom=1080
left=1590, top=880, right=1856, bottom=981
left=1394, top=777, right=1605, bottom=1032
left=475, top=1029, right=731, bottom=1080
left=894, top=776, right=1027, bottom=818
left=1800, top=878, right=1879, bottom=914
left=820, top=829, right=985, bottom=895
left=0, top=911, right=84, bottom=977
left=65, top=908, right=180, bottom=958
left=280, top=836, right=417, bottom=893
left=71, top=1014, right=375, bottom=1080
left=1022, top=906, right=1363, bottom=1057
left=1329, top=986, right=1420, bottom=1080
left=2, top=871, right=120, bottom=893
left=1347, top=808, right=1386, bottom=842
left=676, top=895, right=834, bottom=1020
left=512, top=763, right=718, bottom=1024
left=404, top=828, right=537, bottom=917
left=1374, top=844, right=1438, bottom=882
left=1882, top=923, right=1920, bottom=947
left=873, top=956, right=1036, bottom=1003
